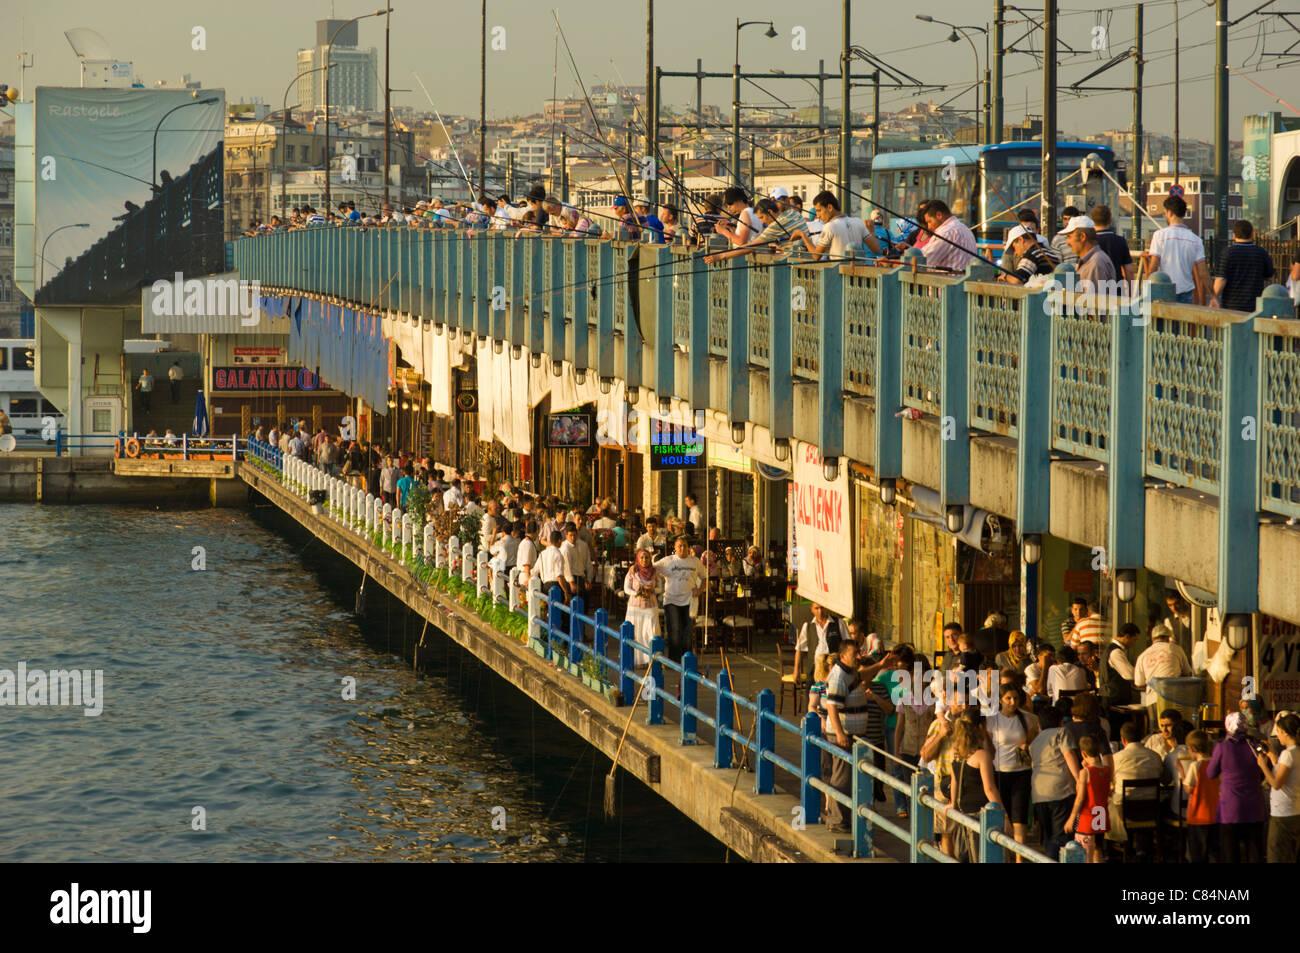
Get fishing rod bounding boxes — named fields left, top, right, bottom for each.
left=412, top=72, right=476, bottom=198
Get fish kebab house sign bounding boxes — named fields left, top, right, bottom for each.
left=790, top=441, right=852, bottom=618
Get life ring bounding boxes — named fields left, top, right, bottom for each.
left=124, top=438, right=142, bottom=458
left=114, top=437, right=123, bottom=457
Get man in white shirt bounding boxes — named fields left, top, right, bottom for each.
left=442, top=478, right=465, bottom=511
left=654, top=537, right=707, bottom=662
left=1109, top=722, right=1165, bottom=845
left=480, top=500, right=500, bottom=552
left=489, top=521, right=520, bottom=575
left=798, top=190, right=880, bottom=262
left=592, top=510, right=617, bottom=530
left=1133, top=624, right=1193, bottom=724
left=535, top=530, right=574, bottom=601
left=1143, top=195, right=1211, bottom=304
left=1046, top=645, right=1091, bottom=703
left=684, top=493, right=704, bottom=537
left=635, top=516, right=662, bottom=552
left=515, top=522, right=540, bottom=582
left=560, top=525, right=593, bottom=596
left=794, top=603, right=842, bottom=683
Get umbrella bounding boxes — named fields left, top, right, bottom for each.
left=193, top=389, right=209, bottom=437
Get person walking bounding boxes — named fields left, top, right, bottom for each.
left=1208, top=712, right=1268, bottom=864
left=948, top=709, right=1004, bottom=861
left=1030, top=704, right=1082, bottom=860
left=134, top=368, right=154, bottom=414
left=1066, top=736, right=1112, bottom=863
left=167, top=360, right=184, bottom=404
left=1213, top=219, right=1275, bottom=312
left=823, top=638, right=872, bottom=833
left=623, top=547, right=663, bottom=670
left=654, top=537, right=706, bottom=664
left=987, top=684, right=1040, bottom=858
left=1143, top=195, right=1211, bottom=304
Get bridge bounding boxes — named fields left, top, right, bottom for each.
left=231, top=228, right=1300, bottom=629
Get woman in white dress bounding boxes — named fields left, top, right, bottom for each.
left=623, top=547, right=662, bottom=669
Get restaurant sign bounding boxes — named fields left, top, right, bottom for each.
left=213, top=366, right=328, bottom=392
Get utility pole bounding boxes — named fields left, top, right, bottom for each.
left=560, top=131, right=568, bottom=203
left=695, top=58, right=703, bottom=131
left=507, top=151, right=514, bottom=199
left=872, top=70, right=880, bottom=163
left=984, top=67, right=992, bottom=144
left=840, top=0, right=851, bottom=211
left=992, top=0, right=1004, bottom=143
left=1214, top=0, right=1228, bottom=244
left=1041, top=0, right=1058, bottom=237
left=383, top=2, right=392, bottom=207
left=1133, top=4, right=1144, bottom=243
left=1174, top=0, right=1180, bottom=187
left=479, top=0, right=487, bottom=200
left=647, top=0, right=657, bottom=206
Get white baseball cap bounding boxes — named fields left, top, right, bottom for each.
left=1060, top=215, right=1097, bottom=235
left=1005, top=224, right=1034, bottom=245
left=769, top=186, right=790, bottom=200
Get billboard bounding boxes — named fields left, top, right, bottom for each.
left=33, top=87, right=224, bottom=305
left=648, top=416, right=706, bottom=471
left=546, top=412, right=593, bottom=448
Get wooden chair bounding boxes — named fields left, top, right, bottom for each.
left=1118, top=778, right=1161, bottom=862
left=776, top=641, right=804, bottom=716
left=1157, top=779, right=1187, bottom=864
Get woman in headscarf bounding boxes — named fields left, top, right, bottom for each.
left=623, top=547, right=662, bottom=670
left=995, top=630, right=1033, bottom=675
left=1207, top=711, right=1268, bottom=863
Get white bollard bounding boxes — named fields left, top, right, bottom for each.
left=435, top=538, right=446, bottom=571
left=492, top=564, right=507, bottom=603
left=448, top=535, right=460, bottom=575
left=461, top=542, right=475, bottom=583
left=423, top=521, right=435, bottom=560
left=382, top=503, right=393, bottom=548
left=364, top=494, right=375, bottom=534
left=527, top=575, right=542, bottom=643
left=476, top=548, right=489, bottom=595
left=402, top=514, right=413, bottom=560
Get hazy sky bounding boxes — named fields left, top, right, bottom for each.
left=7, top=0, right=1300, bottom=142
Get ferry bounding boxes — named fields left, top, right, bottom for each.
left=0, top=338, right=63, bottom=445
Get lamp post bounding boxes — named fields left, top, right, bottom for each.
left=153, top=96, right=218, bottom=189
left=324, top=9, right=387, bottom=214
left=915, top=15, right=987, bottom=144
left=282, top=64, right=336, bottom=218
left=733, top=18, right=778, bottom=189
left=40, top=223, right=90, bottom=287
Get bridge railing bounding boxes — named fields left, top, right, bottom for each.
left=232, top=227, right=1300, bottom=619
left=249, top=442, right=1082, bottom=863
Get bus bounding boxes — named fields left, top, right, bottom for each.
left=0, top=339, right=63, bottom=444
left=869, top=141, right=1122, bottom=246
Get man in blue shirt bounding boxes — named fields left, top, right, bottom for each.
left=633, top=196, right=665, bottom=243
left=396, top=463, right=416, bottom=507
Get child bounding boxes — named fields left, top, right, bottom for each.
left=1182, top=729, right=1220, bottom=862
left=1066, top=735, right=1112, bottom=863
left=807, top=654, right=832, bottom=731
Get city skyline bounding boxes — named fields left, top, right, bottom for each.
left=5, top=0, right=1299, bottom=142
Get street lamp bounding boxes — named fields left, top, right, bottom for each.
left=324, top=9, right=388, bottom=214
left=733, top=19, right=778, bottom=189
left=153, top=96, right=219, bottom=189
left=39, top=223, right=90, bottom=288
left=915, top=15, right=987, bottom=144
left=282, top=64, right=336, bottom=218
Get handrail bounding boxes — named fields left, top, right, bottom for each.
left=252, top=431, right=1088, bottom=865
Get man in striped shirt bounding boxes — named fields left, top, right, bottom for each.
left=823, top=638, right=869, bottom=831
left=919, top=199, right=978, bottom=272
left=1069, top=603, right=1105, bottom=649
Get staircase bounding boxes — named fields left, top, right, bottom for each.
left=129, top=378, right=203, bottom=437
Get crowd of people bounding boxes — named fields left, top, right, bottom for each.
left=793, top=602, right=1299, bottom=863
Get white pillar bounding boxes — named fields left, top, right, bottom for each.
left=382, top=503, right=393, bottom=548
left=476, top=548, right=489, bottom=595
left=435, top=538, right=446, bottom=571
left=448, top=535, right=460, bottom=575
left=423, top=521, right=435, bottom=559
left=461, top=542, right=475, bottom=583
left=401, top=513, right=413, bottom=560
left=527, top=575, right=542, bottom=643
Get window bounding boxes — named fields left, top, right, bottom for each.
left=9, top=398, right=38, bottom=416
left=1205, top=206, right=1214, bottom=219
left=41, top=399, right=60, bottom=415
left=0, top=348, right=8, bottom=371
left=1228, top=207, right=1240, bottom=221
left=92, top=409, right=112, bottom=432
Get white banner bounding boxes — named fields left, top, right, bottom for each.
left=791, top=440, right=853, bottom=619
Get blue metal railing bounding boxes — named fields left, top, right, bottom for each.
left=257, top=436, right=1084, bottom=864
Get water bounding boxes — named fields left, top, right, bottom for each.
left=0, top=504, right=725, bottom=862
